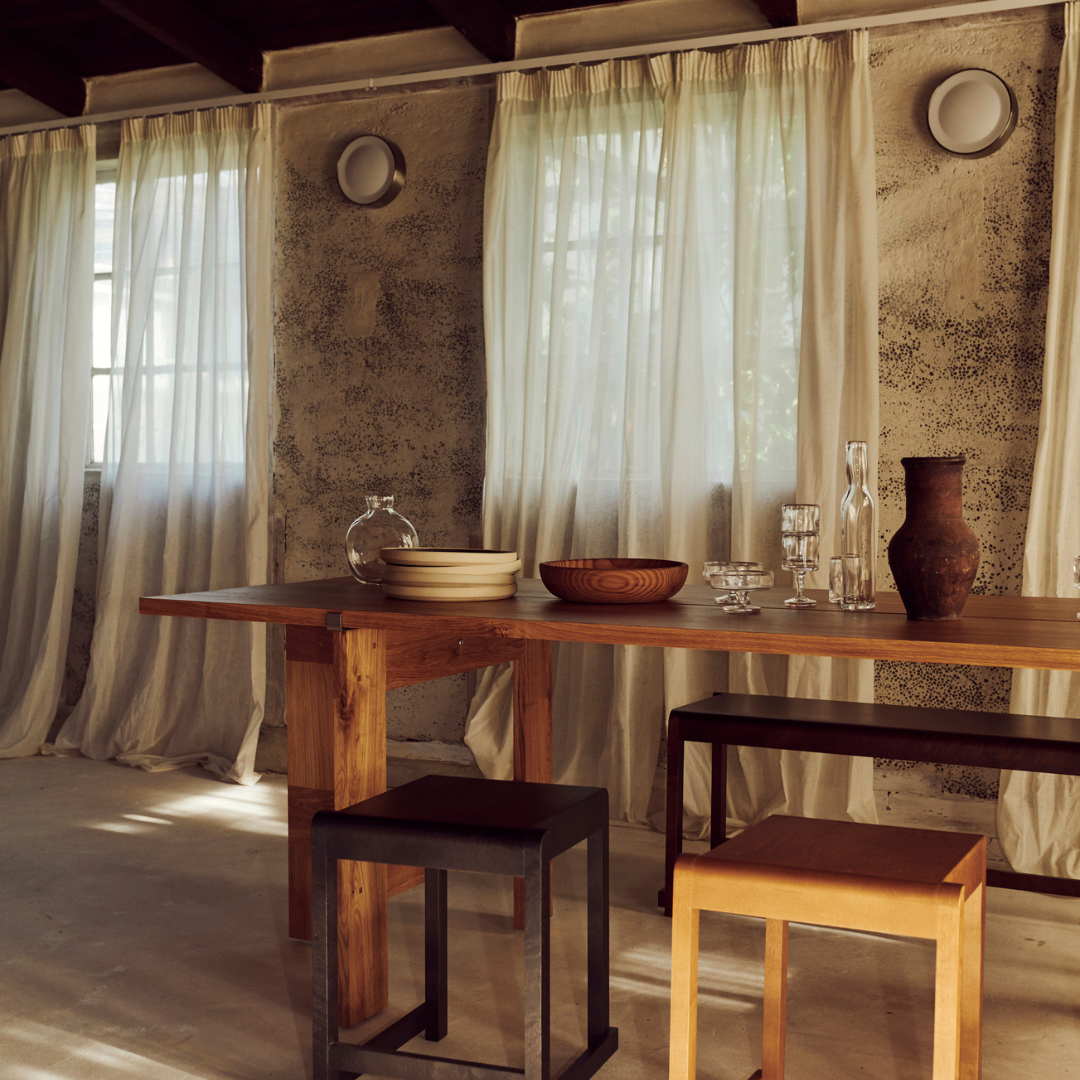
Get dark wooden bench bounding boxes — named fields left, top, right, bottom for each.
left=661, top=691, right=1080, bottom=915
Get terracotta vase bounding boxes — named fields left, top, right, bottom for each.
left=887, top=456, right=980, bottom=621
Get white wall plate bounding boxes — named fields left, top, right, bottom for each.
left=928, top=69, right=1016, bottom=157
left=337, top=135, right=405, bottom=206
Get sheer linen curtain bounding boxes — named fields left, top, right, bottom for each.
left=467, top=34, right=878, bottom=832
left=55, top=106, right=272, bottom=784
left=0, top=127, right=95, bottom=758
left=999, top=3, right=1080, bottom=878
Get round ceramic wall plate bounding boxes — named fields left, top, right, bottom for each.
left=381, top=547, right=519, bottom=567
left=337, top=135, right=405, bottom=206
left=382, top=582, right=518, bottom=602
left=928, top=69, right=1016, bottom=157
left=381, top=565, right=519, bottom=587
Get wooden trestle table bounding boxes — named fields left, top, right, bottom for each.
left=140, top=576, right=1080, bottom=1026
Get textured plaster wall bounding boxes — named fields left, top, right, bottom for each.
left=870, top=9, right=1059, bottom=803
left=272, top=81, right=491, bottom=744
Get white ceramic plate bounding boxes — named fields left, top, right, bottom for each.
left=382, top=582, right=518, bottom=602
left=381, top=565, right=519, bottom=586
left=381, top=560, right=521, bottom=581
left=381, top=547, right=518, bottom=567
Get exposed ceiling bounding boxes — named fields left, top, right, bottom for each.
left=0, top=0, right=803, bottom=117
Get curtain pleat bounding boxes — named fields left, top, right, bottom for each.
left=54, top=105, right=272, bottom=784
left=998, top=4, right=1080, bottom=878
left=0, top=127, right=95, bottom=759
left=467, top=33, right=879, bottom=833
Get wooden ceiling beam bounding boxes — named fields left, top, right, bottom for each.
left=753, top=1, right=801, bottom=26
left=0, top=32, right=86, bottom=116
left=426, top=0, right=517, bottom=63
left=96, top=0, right=264, bottom=93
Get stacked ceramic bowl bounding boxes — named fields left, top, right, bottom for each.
left=380, top=548, right=521, bottom=602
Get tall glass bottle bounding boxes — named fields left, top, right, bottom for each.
left=840, top=440, right=876, bottom=610
left=345, top=495, right=419, bottom=584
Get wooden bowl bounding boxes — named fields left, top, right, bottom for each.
left=539, top=558, right=688, bottom=604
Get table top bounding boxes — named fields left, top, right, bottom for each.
left=140, top=577, right=1080, bottom=671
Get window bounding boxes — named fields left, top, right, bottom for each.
left=88, top=155, right=247, bottom=469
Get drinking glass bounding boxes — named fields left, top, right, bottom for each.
left=781, top=503, right=820, bottom=608
left=1074, top=556, right=1080, bottom=619
left=712, top=568, right=774, bottom=614
left=829, top=555, right=843, bottom=603
left=841, top=554, right=870, bottom=611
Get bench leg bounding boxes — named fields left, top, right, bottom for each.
left=762, top=918, right=788, bottom=1080
left=587, top=825, right=610, bottom=1045
left=664, top=714, right=686, bottom=916
left=710, top=741, right=728, bottom=849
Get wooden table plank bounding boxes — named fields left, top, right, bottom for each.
left=142, top=578, right=1080, bottom=671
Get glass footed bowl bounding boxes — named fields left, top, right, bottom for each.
left=703, top=561, right=764, bottom=602
left=709, top=569, right=774, bottom=614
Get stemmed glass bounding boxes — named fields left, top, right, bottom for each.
left=781, top=503, right=820, bottom=608
left=1074, top=556, right=1080, bottom=619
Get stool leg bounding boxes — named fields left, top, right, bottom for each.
left=664, top=715, right=686, bottom=917
left=762, top=918, right=788, bottom=1080
left=587, top=824, right=610, bottom=1044
left=959, top=881, right=984, bottom=1080
left=932, top=905, right=964, bottom=1080
left=425, top=868, right=448, bottom=1041
left=524, top=853, right=551, bottom=1080
left=311, top=841, right=338, bottom=1080
left=669, top=875, right=700, bottom=1080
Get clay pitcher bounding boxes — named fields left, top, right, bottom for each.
left=887, top=456, right=980, bottom=621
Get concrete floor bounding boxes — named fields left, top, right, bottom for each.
left=2, top=755, right=1078, bottom=1080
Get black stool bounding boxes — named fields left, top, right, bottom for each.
left=311, top=775, right=619, bottom=1080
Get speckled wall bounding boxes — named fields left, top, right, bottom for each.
left=871, top=9, right=1059, bottom=805
left=61, top=474, right=99, bottom=714
left=272, top=80, right=491, bottom=743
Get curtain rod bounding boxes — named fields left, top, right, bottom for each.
left=0, top=0, right=1061, bottom=137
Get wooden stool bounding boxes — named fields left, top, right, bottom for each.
left=669, top=815, right=985, bottom=1080
left=311, top=775, right=619, bottom=1080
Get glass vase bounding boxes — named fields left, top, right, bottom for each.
left=345, top=495, right=419, bottom=584
left=840, top=440, right=876, bottom=610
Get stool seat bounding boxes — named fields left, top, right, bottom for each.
left=702, top=813, right=985, bottom=886
left=670, top=815, right=986, bottom=1080
left=312, top=776, right=619, bottom=1080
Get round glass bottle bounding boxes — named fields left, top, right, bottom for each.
left=345, top=496, right=419, bottom=584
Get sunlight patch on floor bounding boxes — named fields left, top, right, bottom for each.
left=2, top=1022, right=206, bottom=1080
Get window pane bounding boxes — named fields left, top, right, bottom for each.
left=94, top=180, right=115, bottom=276
left=91, top=277, right=112, bottom=462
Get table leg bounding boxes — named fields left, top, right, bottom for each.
left=513, top=640, right=553, bottom=928
left=287, top=626, right=389, bottom=1027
